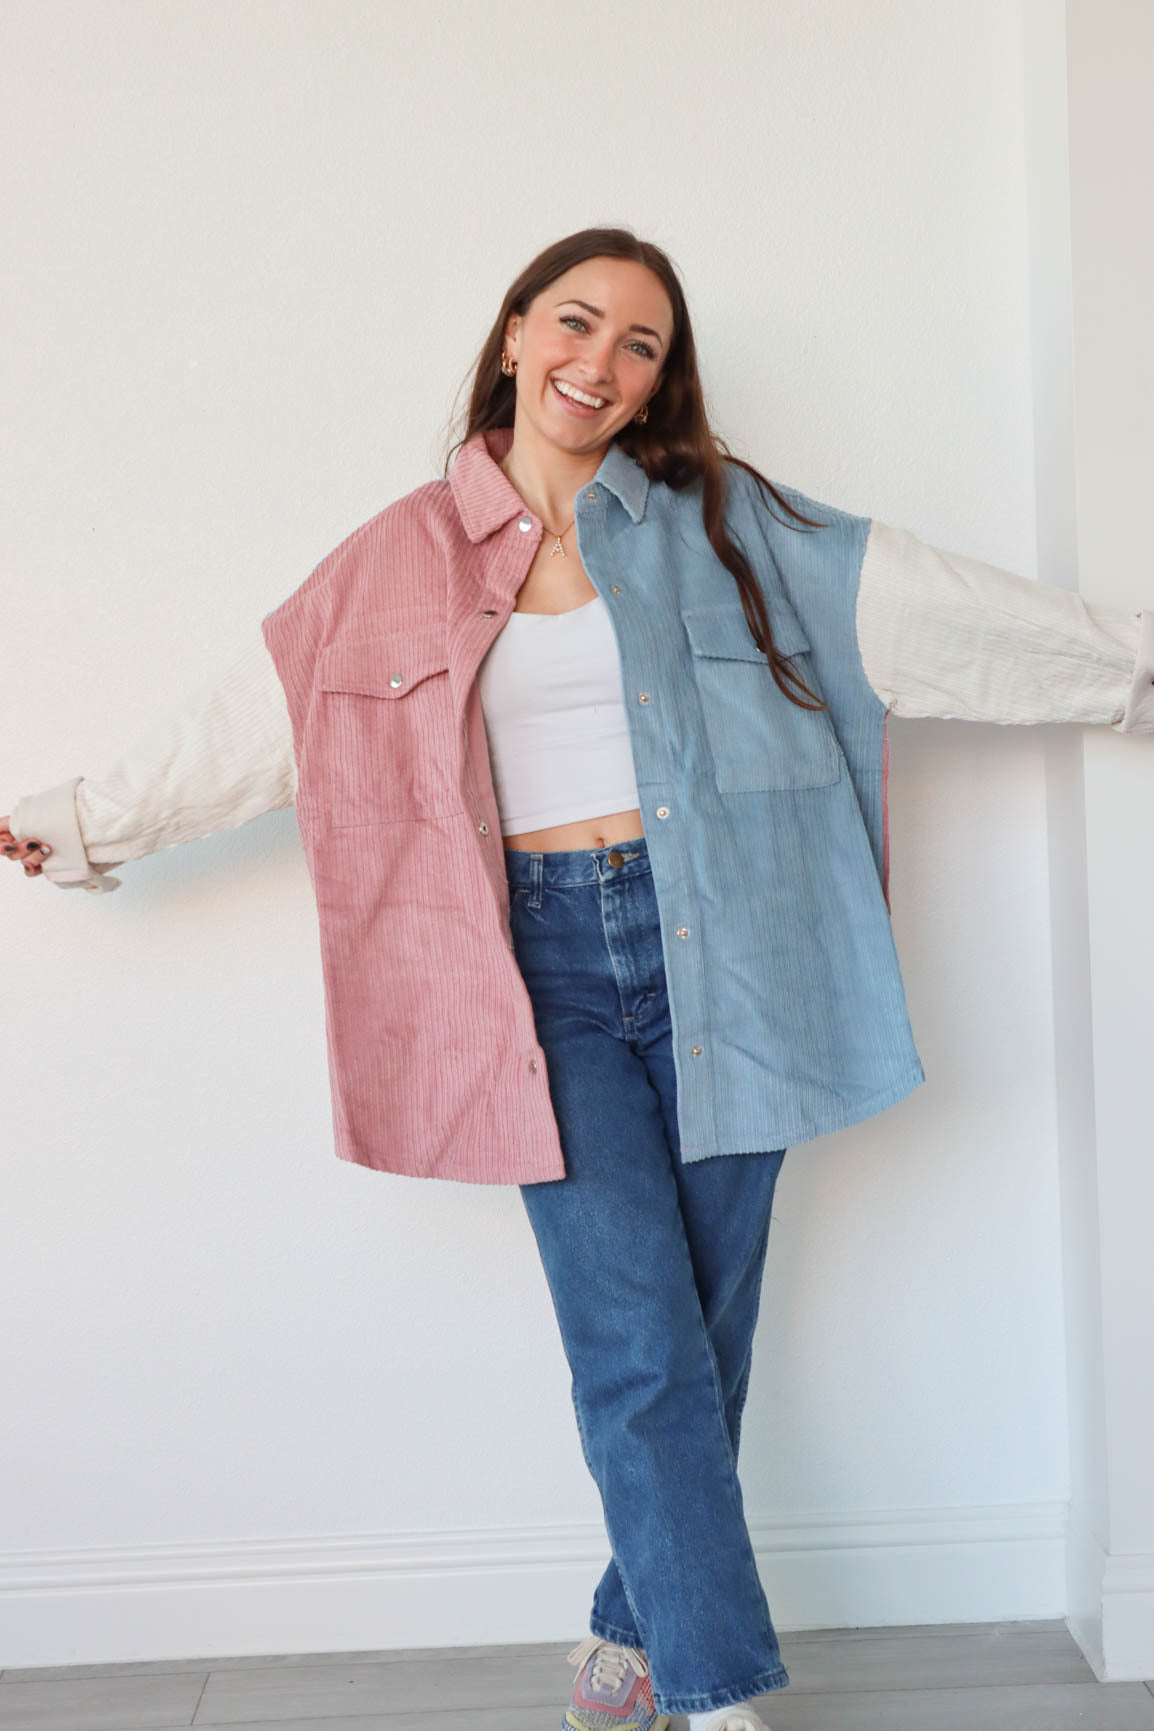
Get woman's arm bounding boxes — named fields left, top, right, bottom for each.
left=856, top=521, right=1154, bottom=732
left=6, top=624, right=297, bottom=894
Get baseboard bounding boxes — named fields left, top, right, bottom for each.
left=0, top=1500, right=1069, bottom=1670
left=1064, top=1510, right=1154, bottom=1679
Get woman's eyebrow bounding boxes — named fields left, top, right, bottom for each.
left=555, top=298, right=665, bottom=345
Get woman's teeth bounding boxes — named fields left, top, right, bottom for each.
left=553, top=379, right=606, bottom=410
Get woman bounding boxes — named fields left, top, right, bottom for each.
left=6, top=227, right=1153, bottom=1731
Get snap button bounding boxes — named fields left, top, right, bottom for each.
left=638, top=692, right=650, bottom=704
left=607, top=848, right=624, bottom=868
left=691, top=1045, right=703, bottom=1057
left=478, top=821, right=489, bottom=835
left=518, top=514, right=533, bottom=532
left=676, top=926, right=690, bottom=939
left=610, top=585, right=621, bottom=594
left=586, top=488, right=597, bottom=500
left=389, top=673, right=404, bottom=688
left=655, top=805, right=669, bottom=819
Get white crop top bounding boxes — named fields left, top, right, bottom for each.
left=477, top=595, right=642, bottom=836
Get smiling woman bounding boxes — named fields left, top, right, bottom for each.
left=7, top=223, right=1154, bottom=1731
left=473, top=242, right=825, bottom=868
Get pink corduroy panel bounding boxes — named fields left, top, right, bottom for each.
left=261, top=427, right=568, bottom=1185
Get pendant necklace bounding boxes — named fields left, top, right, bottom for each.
left=542, top=515, right=576, bottom=558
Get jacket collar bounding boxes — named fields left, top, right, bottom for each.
left=449, top=424, right=650, bottom=543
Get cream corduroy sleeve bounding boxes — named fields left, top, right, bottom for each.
left=856, top=521, right=1154, bottom=732
left=10, top=524, right=1154, bottom=896
left=7, top=624, right=296, bottom=894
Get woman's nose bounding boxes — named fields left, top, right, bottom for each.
left=581, top=346, right=614, bottom=384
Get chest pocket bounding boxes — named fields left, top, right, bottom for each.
left=313, top=627, right=462, bottom=826
left=681, top=601, right=842, bottom=792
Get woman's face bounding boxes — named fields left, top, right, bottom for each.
left=503, top=257, right=673, bottom=455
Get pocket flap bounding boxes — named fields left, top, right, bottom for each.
left=318, top=628, right=450, bottom=699
left=681, top=600, right=810, bottom=662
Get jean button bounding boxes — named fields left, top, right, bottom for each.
left=607, top=848, right=624, bottom=868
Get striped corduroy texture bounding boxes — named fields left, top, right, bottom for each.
left=16, top=424, right=1154, bottom=1177
left=258, top=425, right=929, bottom=1183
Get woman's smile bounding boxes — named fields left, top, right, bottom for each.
left=551, top=376, right=608, bottom=416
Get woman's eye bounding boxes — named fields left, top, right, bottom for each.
left=560, top=314, right=655, bottom=358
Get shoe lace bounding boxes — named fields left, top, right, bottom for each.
left=705, top=1712, right=771, bottom=1731
left=566, top=1632, right=650, bottom=1689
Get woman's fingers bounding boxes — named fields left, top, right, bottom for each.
left=1, top=824, right=52, bottom=875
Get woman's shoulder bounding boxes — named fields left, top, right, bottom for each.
left=721, top=457, right=865, bottom=536
left=263, top=480, right=457, bottom=626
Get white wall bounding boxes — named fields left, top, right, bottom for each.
left=0, top=0, right=1108, bottom=1665
left=1059, top=0, right=1154, bottom=1680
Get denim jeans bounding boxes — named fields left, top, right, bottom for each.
left=504, top=835, right=790, bottom=1717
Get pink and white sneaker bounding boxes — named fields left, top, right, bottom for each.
left=564, top=1635, right=669, bottom=1731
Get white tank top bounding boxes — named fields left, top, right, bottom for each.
left=477, top=595, right=642, bottom=836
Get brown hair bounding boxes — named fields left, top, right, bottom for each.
left=445, top=225, right=827, bottom=713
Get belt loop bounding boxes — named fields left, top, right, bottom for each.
left=529, top=851, right=543, bottom=910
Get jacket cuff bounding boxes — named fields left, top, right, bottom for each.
left=8, top=776, right=122, bottom=893
left=1113, top=609, right=1154, bottom=734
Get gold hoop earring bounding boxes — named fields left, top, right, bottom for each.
left=501, top=351, right=517, bottom=377
left=634, top=402, right=649, bottom=424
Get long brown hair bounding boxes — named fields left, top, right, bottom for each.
left=445, top=226, right=827, bottom=713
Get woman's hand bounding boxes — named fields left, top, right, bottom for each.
left=0, top=817, right=52, bottom=877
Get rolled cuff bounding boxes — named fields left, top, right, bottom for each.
left=1112, top=609, right=1154, bottom=734
left=9, top=776, right=123, bottom=893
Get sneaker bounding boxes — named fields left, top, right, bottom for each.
left=564, top=1634, right=670, bottom=1731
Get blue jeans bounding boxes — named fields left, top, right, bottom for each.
left=505, top=836, right=790, bottom=1717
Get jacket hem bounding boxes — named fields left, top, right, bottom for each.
left=332, top=1140, right=567, bottom=1185
left=678, top=1059, right=926, bottom=1159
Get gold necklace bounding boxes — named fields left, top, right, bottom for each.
left=541, top=515, right=576, bottom=558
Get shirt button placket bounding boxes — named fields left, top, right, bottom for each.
left=650, top=800, right=707, bottom=1081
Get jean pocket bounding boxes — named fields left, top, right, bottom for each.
left=681, top=601, right=843, bottom=793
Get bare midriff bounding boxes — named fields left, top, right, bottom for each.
left=501, top=808, right=646, bottom=853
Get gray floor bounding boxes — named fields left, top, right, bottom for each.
left=3, top=1621, right=1154, bottom=1730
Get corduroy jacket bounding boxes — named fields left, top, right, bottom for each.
left=11, top=424, right=1154, bottom=1183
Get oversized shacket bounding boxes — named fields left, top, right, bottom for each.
left=11, top=425, right=1154, bottom=1184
